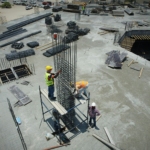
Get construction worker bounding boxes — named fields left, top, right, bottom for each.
left=72, top=81, right=89, bottom=99
left=88, top=102, right=100, bottom=128
left=45, top=66, right=61, bottom=100
left=82, top=3, right=86, bottom=15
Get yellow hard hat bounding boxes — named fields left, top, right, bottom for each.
left=46, top=66, right=53, bottom=71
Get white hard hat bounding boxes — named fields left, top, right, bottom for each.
left=92, top=102, right=96, bottom=107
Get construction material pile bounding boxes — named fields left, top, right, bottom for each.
left=52, top=6, right=62, bottom=12
left=50, top=25, right=62, bottom=34
left=11, top=41, right=24, bottom=49
left=45, top=16, right=52, bottom=25
left=0, top=28, right=27, bottom=42
left=43, top=44, right=70, bottom=57
left=63, top=21, right=90, bottom=43
left=7, top=13, right=53, bottom=31
left=63, top=32, right=79, bottom=43
left=54, top=14, right=61, bottom=22
left=27, top=41, right=39, bottom=48
left=105, top=50, right=127, bottom=68
left=6, top=49, right=35, bottom=61
left=0, top=31, right=41, bottom=48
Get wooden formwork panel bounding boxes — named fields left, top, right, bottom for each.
left=72, top=1, right=87, bottom=5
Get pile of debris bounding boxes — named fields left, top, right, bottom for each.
left=50, top=25, right=62, bottom=34
left=105, top=50, right=127, bottom=68
left=63, top=21, right=90, bottom=43
left=11, top=41, right=24, bottom=49
left=27, top=41, right=39, bottom=48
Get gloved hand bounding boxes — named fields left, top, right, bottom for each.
left=73, top=89, right=78, bottom=95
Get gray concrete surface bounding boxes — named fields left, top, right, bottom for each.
left=0, top=7, right=150, bottom=150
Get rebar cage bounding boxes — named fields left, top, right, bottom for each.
left=52, top=33, right=77, bottom=128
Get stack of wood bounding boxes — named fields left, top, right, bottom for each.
left=112, top=10, right=124, bottom=16
left=120, top=37, right=135, bottom=51
left=63, top=4, right=81, bottom=13
left=98, top=27, right=119, bottom=35
left=72, top=1, right=87, bottom=6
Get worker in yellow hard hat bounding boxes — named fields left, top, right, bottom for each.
left=81, top=3, right=86, bottom=15
left=71, top=81, right=89, bottom=100
left=45, top=66, right=61, bottom=100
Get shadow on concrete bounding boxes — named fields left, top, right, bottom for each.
left=45, top=117, right=55, bottom=133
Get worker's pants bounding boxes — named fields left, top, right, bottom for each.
left=78, top=85, right=89, bottom=99
left=48, top=85, right=54, bottom=99
left=89, top=117, right=96, bottom=127
left=82, top=10, right=85, bottom=14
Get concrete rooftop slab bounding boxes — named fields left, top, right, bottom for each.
left=0, top=6, right=150, bottom=150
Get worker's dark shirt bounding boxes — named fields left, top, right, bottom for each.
left=88, top=106, right=100, bottom=118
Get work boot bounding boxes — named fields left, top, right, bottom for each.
left=51, top=97, right=56, bottom=101
left=89, top=122, right=91, bottom=126
left=95, top=126, right=100, bottom=130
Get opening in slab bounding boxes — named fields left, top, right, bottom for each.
left=0, top=65, right=32, bottom=84
left=0, top=68, right=16, bottom=83
left=119, top=30, right=150, bottom=61
left=131, top=40, right=150, bottom=60
left=13, top=64, right=32, bottom=78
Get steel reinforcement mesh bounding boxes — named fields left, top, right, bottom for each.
left=53, top=34, right=77, bottom=129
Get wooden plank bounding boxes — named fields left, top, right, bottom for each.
left=41, top=43, right=56, bottom=51
left=10, top=67, right=19, bottom=79
left=104, top=127, right=115, bottom=145
left=62, top=8, right=80, bottom=13
left=42, top=89, right=62, bottom=112
left=43, top=143, right=70, bottom=150
left=5, top=73, right=10, bottom=81
left=41, top=89, right=65, bottom=115
left=54, top=101, right=67, bottom=114
left=139, top=67, right=144, bottom=78
left=43, top=89, right=67, bottom=114
left=92, top=134, right=121, bottom=150
left=128, top=60, right=134, bottom=67
left=25, top=67, right=31, bottom=75
left=98, top=31, right=109, bottom=35
left=41, top=89, right=67, bottom=115
left=0, top=77, right=3, bottom=84
left=96, top=115, right=101, bottom=122
left=72, top=1, right=86, bottom=5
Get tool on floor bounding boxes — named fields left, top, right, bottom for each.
left=88, top=115, right=102, bottom=130
left=139, top=67, right=144, bottom=78
left=43, top=143, right=70, bottom=150
left=128, top=59, right=138, bottom=67
left=16, top=117, right=21, bottom=125
left=92, top=134, right=121, bottom=150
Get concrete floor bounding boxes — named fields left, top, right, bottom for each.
left=0, top=7, right=150, bottom=150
